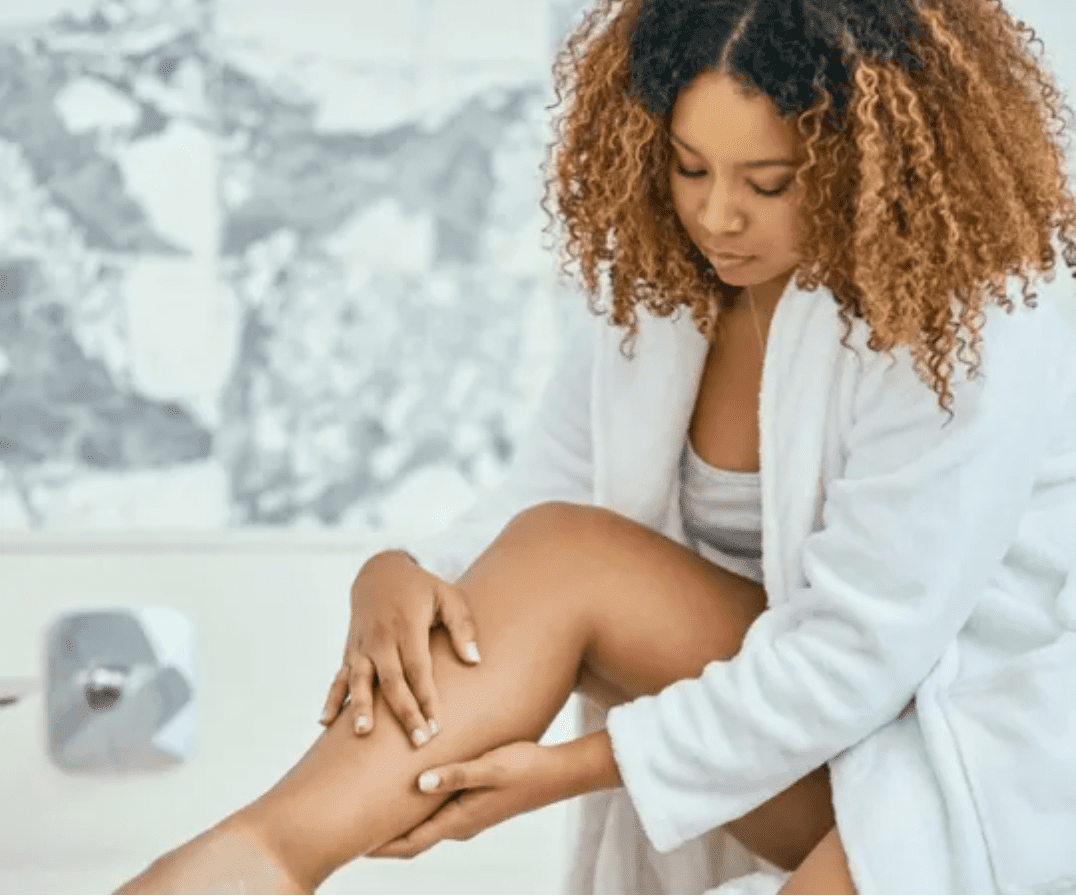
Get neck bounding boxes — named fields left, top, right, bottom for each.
left=739, top=269, right=795, bottom=319
left=737, top=286, right=772, bottom=319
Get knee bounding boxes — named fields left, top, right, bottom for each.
left=506, top=501, right=613, bottom=544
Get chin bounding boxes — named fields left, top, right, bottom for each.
left=712, top=264, right=762, bottom=287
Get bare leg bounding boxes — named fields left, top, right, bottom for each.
left=778, top=827, right=857, bottom=894
left=116, top=502, right=834, bottom=894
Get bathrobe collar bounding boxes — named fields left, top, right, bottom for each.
left=592, top=277, right=846, bottom=606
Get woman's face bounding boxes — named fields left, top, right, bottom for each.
left=668, top=70, right=805, bottom=306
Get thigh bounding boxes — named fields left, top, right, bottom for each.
left=497, top=501, right=834, bottom=872
left=496, top=501, right=770, bottom=696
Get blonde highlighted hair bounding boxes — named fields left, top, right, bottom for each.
left=540, top=0, right=1076, bottom=415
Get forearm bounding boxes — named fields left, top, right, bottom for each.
left=550, top=729, right=623, bottom=797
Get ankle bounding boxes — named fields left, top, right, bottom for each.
left=215, top=814, right=313, bottom=894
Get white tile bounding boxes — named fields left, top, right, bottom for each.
left=54, top=77, right=142, bottom=132
left=0, top=0, right=97, bottom=32
left=416, top=65, right=544, bottom=131
left=216, top=0, right=421, bottom=67
left=424, top=0, right=549, bottom=68
left=121, top=257, right=239, bottom=421
left=306, top=68, right=423, bottom=133
left=112, top=120, right=219, bottom=256
left=29, top=462, right=233, bottom=529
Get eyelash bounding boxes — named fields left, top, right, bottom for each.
left=675, top=165, right=791, bottom=197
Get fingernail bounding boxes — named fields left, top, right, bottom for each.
left=427, top=718, right=439, bottom=737
left=418, top=771, right=440, bottom=792
left=412, top=728, right=429, bottom=747
left=354, top=715, right=371, bottom=734
left=464, top=641, right=481, bottom=663
left=319, top=706, right=333, bottom=725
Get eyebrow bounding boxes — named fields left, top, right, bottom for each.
left=670, top=132, right=799, bottom=168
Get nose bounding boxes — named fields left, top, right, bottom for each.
left=698, top=186, right=746, bottom=235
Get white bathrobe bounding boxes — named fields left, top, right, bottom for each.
left=390, top=272, right=1076, bottom=895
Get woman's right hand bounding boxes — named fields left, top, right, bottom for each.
left=318, top=550, right=482, bottom=748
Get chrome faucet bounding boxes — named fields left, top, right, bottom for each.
left=3, top=609, right=196, bottom=773
left=42, top=608, right=196, bottom=774
left=78, top=664, right=131, bottom=711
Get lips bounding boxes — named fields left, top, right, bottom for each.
left=705, top=249, right=752, bottom=260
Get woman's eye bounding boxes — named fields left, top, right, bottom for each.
left=674, top=165, right=790, bottom=197
left=753, top=183, right=791, bottom=197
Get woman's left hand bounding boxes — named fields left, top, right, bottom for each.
left=369, top=740, right=569, bottom=859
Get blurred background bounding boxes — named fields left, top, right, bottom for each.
left=0, top=0, right=598, bottom=538
left=0, top=0, right=1073, bottom=893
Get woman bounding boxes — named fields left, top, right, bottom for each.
left=115, top=0, right=1076, bottom=893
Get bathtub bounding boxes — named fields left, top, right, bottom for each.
left=0, top=532, right=581, bottom=894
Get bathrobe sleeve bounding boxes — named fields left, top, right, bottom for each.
left=376, top=309, right=596, bottom=584
left=605, top=307, right=1065, bottom=853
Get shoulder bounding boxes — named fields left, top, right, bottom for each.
left=843, top=278, right=1075, bottom=425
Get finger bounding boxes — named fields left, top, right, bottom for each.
left=367, top=838, right=416, bottom=860
left=399, top=632, right=442, bottom=737
left=346, top=655, right=376, bottom=735
left=368, top=833, right=427, bottom=860
left=373, top=645, right=432, bottom=747
left=368, top=794, right=459, bottom=860
left=417, top=758, right=492, bottom=794
left=435, top=583, right=481, bottom=665
left=368, top=798, right=459, bottom=860
left=371, top=798, right=474, bottom=858
left=319, top=667, right=350, bottom=726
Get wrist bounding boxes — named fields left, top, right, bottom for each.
left=553, top=730, right=622, bottom=798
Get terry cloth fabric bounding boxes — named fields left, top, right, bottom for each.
left=383, top=272, right=1076, bottom=894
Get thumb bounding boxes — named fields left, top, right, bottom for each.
left=435, top=583, right=482, bottom=665
left=417, top=756, right=493, bottom=794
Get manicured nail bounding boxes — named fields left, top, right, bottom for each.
left=418, top=771, right=440, bottom=793
left=412, top=728, right=429, bottom=747
left=319, top=705, right=333, bottom=725
left=354, top=715, right=371, bottom=734
left=427, top=718, right=439, bottom=737
left=464, top=641, right=481, bottom=663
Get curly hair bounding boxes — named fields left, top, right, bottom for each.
left=540, top=0, right=1076, bottom=416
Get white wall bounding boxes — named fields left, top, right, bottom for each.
left=0, top=534, right=584, bottom=894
